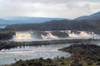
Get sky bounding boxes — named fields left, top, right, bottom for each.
left=0, top=0, right=100, bottom=19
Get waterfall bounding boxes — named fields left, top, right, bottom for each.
left=14, top=32, right=33, bottom=40
left=69, top=31, right=96, bottom=37
left=41, top=32, right=59, bottom=39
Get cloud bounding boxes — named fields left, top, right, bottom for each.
left=0, top=0, right=100, bottom=19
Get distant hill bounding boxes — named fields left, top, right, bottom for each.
left=75, top=11, right=100, bottom=20
left=0, top=18, right=4, bottom=21
left=0, top=18, right=6, bottom=23
left=0, top=18, right=17, bottom=25
left=6, top=19, right=100, bottom=34
left=0, top=18, right=9, bottom=25
left=0, top=17, right=70, bottom=25
left=4, top=16, right=70, bottom=23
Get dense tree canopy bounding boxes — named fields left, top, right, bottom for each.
left=5, top=19, right=100, bottom=34
left=51, top=31, right=69, bottom=38
left=0, top=31, right=15, bottom=40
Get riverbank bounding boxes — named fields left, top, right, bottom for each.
left=59, top=44, right=100, bottom=66
left=0, top=39, right=99, bottom=50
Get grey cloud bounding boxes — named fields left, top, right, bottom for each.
left=7, top=0, right=70, bottom=4
left=0, top=0, right=100, bottom=19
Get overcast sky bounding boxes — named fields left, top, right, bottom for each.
left=0, top=0, right=100, bottom=19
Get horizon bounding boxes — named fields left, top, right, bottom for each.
left=0, top=0, right=100, bottom=19
left=1, top=10, right=100, bottom=20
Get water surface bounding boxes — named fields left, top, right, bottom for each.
left=0, top=25, right=6, bottom=28
left=0, top=44, right=71, bottom=65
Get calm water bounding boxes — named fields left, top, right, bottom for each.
left=0, top=44, right=71, bottom=65
left=0, top=25, right=6, bottom=28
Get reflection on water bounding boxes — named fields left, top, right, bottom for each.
left=0, top=44, right=71, bottom=65
left=0, top=49, right=58, bottom=54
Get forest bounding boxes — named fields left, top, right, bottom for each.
left=5, top=19, right=100, bottom=34
left=0, top=31, right=15, bottom=40
left=51, top=31, right=69, bottom=38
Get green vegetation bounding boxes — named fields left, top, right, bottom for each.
left=4, top=57, right=71, bottom=66
left=0, top=31, right=15, bottom=40
left=60, top=44, right=100, bottom=66
left=4, top=44, right=100, bottom=66
left=51, top=31, right=69, bottom=38
left=5, top=19, right=100, bottom=34
left=0, top=39, right=97, bottom=50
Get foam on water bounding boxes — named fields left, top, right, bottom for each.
left=69, top=31, right=96, bottom=38
left=9, top=31, right=100, bottom=42
left=41, top=32, right=58, bottom=39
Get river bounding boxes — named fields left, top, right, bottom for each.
left=1, top=31, right=100, bottom=65
left=0, top=44, right=71, bottom=65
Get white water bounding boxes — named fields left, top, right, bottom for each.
left=15, top=33, right=33, bottom=39
left=41, top=32, right=58, bottom=39
left=1, top=31, right=100, bottom=65
left=11, top=32, right=38, bottom=41
left=9, top=31, right=100, bottom=42
left=69, top=31, right=95, bottom=37
left=67, top=31, right=100, bottom=39
left=10, top=32, right=59, bottom=41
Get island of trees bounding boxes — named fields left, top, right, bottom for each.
left=51, top=31, right=69, bottom=38
left=0, top=31, right=15, bottom=40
